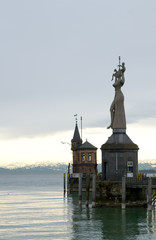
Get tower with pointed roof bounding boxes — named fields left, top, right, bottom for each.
left=71, top=122, right=97, bottom=174
left=71, top=122, right=82, bottom=151
left=71, top=122, right=82, bottom=173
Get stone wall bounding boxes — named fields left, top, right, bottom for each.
left=95, top=180, right=147, bottom=207
left=68, top=177, right=148, bottom=207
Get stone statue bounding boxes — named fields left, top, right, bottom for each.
left=107, top=58, right=126, bottom=129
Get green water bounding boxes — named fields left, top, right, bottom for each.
left=0, top=173, right=156, bottom=239
left=68, top=194, right=156, bottom=240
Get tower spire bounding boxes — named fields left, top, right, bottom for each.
left=71, top=115, right=82, bottom=150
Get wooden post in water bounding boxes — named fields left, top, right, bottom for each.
left=122, top=176, right=126, bottom=209
left=64, top=173, right=66, bottom=196
left=147, top=177, right=152, bottom=211
left=79, top=173, right=82, bottom=205
left=67, top=173, right=70, bottom=194
left=86, top=174, right=90, bottom=207
left=92, top=173, right=96, bottom=208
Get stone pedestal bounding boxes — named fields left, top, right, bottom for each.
left=101, top=129, right=139, bottom=181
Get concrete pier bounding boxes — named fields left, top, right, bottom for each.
left=68, top=175, right=154, bottom=208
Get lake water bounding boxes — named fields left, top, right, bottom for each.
left=0, top=173, right=156, bottom=240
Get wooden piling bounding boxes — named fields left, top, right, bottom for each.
left=86, top=174, right=90, bottom=207
left=92, top=173, right=96, bottom=208
left=67, top=173, right=70, bottom=194
left=64, top=173, right=66, bottom=196
left=122, top=176, right=126, bottom=209
left=79, top=173, right=82, bottom=205
left=147, top=177, right=152, bottom=211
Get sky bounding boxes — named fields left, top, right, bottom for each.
left=0, top=0, right=156, bottom=167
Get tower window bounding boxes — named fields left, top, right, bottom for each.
left=88, top=153, right=92, bottom=161
left=81, top=153, right=85, bottom=161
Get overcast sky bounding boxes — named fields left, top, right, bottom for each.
left=0, top=0, right=156, bottom=166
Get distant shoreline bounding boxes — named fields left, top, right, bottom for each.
left=0, top=162, right=156, bottom=174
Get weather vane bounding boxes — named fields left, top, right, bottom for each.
left=74, top=114, right=78, bottom=124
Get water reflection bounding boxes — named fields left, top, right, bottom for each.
left=68, top=194, right=156, bottom=240
left=147, top=210, right=156, bottom=235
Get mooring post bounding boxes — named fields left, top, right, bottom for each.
left=122, top=176, right=126, bottom=209
left=147, top=177, right=152, bottom=211
left=92, top=173, right=96, bottom=208
left=64, top=173, right=66, bottom=197
left=79, top=173, right=82, bottom=205
left=67, top=173, right=70, bottom=194
left=153, top=189, right=156, bottom=207
left=86, top=174, right=90, bottom=207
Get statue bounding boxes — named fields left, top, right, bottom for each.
left=107, top=57, right=126, bottom=129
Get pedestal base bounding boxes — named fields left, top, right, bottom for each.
left=101, top=129, right=139, bottom=181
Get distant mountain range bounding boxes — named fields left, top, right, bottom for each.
left=0, top=161, right=156, bottom=174
left=0, top=163, right=68, bottom=174
left=138, top=162, right=156, bottom=173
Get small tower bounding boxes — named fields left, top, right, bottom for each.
left=71, top=121, right=97, bottom=174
